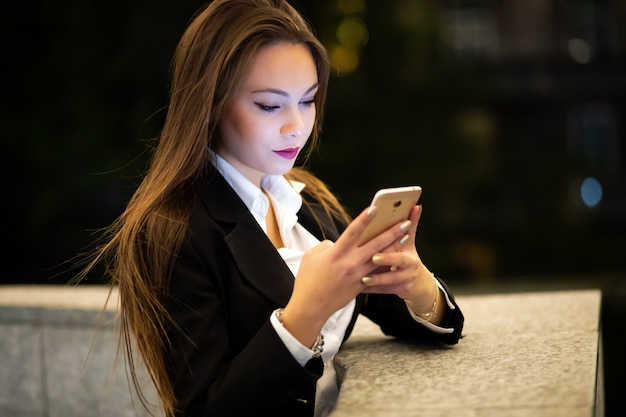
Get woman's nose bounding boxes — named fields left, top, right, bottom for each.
left=281, top=110, right=305, bottom=137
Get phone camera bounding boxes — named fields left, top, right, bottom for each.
left=393, top=200, right=402, bottom=208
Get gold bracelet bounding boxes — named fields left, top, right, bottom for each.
left=415, top=287, right=438, bottom=322
left=408, top=275, right=437, bottom=309
left=406, top=276, right=439, bottom=322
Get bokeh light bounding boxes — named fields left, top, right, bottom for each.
left=580, top=176, right=603, bottom=207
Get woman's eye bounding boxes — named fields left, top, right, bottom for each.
left=255, top=102, right=280, bottom=112
left=301, top=99, right=315, bottom=107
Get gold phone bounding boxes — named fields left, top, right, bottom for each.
left=357, top=186, right=422, bottom=246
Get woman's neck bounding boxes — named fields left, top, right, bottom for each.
left=264, top=191, right=284, bottom=249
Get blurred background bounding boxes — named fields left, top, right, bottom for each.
left=2, top=0, right=624, bottom=415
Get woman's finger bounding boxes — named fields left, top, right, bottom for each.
left=333, top=206, right=378, bottom=249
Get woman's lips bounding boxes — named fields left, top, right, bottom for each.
left=273, top=147, right=299, bottom=160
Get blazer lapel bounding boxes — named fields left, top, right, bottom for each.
left=200, top=172, right=294, bottom=306
left=198, top=171, right=348, bottom=309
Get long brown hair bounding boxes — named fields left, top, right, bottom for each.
left=78, top=1, right=350, bottom=416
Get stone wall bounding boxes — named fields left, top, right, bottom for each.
left=0, top=286, right=603, bottom=417
left=0, top=286, right=162, bottom=417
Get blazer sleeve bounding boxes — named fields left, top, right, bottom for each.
left=359, top=276, right=464, bottom=345
left=163, top=221, right=322, bottom=417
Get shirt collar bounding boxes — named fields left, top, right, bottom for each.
left=211, top=150, right=304, bottom=221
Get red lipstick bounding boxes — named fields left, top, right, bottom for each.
left=273, top=147, right=299, bottom=160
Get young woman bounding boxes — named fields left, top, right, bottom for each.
left=80, top=1, right=464, bottom=416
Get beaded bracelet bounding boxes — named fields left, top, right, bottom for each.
left=275, top=308, right=325, bottom=358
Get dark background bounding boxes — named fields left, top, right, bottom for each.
left=2, top=0, right=624, bottom=415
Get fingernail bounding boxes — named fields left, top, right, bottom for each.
left=372, top=254, right=384, bottom=264
left=361, top=276, right=374, bottom=284
left=367, top=206, right=378, bottom=217
left=399, top=234, right=410, bottom=245
left=400, top=220, right=412, bottom=232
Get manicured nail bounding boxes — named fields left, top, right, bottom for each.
left=372, top=254, right=384, bottom=264
left=399, top=234, right=410, bottom=245
left=400, top=220, right=412, bottom=232
left=361, top=276, right=374, bottom=284
left=367, top=206, right=378, bottom=217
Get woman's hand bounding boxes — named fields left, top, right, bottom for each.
left=280, top=205, right=413, bottom=348
left=359, top=205, right=439, bottom=309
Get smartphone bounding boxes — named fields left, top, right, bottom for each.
left=357, top=186, right=422, bottom=246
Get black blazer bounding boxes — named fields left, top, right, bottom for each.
left=164, top=171, right=464, bottom=417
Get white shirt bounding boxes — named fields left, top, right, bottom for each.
left=212, top=152, right=455, bottom=416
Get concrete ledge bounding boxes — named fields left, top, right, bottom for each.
left=332, top=289, right=603, bottom=417
left=0, top=286, right=602, bottom=417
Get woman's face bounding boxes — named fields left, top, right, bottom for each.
left=216, top=42, right=318, bottom=187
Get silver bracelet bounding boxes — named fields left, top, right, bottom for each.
left=275, top=308, right=325, bottom=358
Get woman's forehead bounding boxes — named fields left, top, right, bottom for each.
left=241, top=43, right=318, bottom=93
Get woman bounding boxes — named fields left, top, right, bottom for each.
left=80, top=1, right=464, bottom=416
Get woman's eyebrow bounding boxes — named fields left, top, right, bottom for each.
left=251, top=83, right=319, bottom=97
